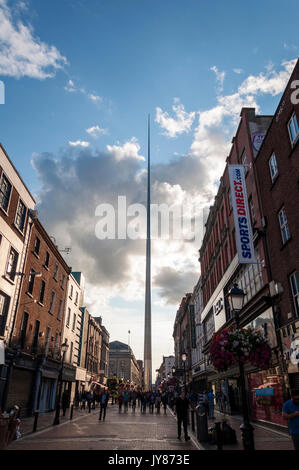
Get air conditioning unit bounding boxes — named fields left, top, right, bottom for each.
left=269, top=281, right=283, bottom=297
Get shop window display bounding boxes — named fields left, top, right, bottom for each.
left=248, top=368, right=285, bottom=427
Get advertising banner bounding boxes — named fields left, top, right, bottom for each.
left=228, top=165, right=256, bottom=264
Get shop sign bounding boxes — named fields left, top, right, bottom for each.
left=228, top=165, right=256, bottom=264
left=213, top=290, right=226, bottom=332
left=255, top=388, right=274, bottom=396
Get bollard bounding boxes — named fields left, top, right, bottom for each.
left=191, top=409, right=195, bottom=432
left=70, top=404, right=74, bottom=420
left=33, top=411, right=39, bottom=433
left=214, top=422, right=223, bottom=450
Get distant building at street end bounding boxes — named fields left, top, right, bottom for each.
left=108, top=340, right=141, bottom=387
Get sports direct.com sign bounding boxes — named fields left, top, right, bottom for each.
left=228, top=165, right=256, bottom=264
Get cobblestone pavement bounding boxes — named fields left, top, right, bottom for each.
left=6, top=404, right=200, bottom=451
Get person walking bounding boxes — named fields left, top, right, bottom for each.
left=174, top=390, right=191, bottom=442
left=198, top=390, right=208, bottom=416
left=207, top=389, right=215, bottom=419
left=161, top=392, right=168, bottom=414
left=62, top=390, right=70, bottom=417
left=149, top=393, right=155, bottom=414
left=131, top=390, right=137, bottom=413
left=118, top=391, right=124, bottom=413
left=140, top=392, right=146, bottom=414
left=80, top=390, right=87, bottom=410
left=282, top=389, right=299, bottom=450
left=99, top=391, right=109, bottom=421
left=155, top=393, right=161, bottom=414
left=123, top=390, right=129, bottom=413
left=87, top=391, right=92, bottom=413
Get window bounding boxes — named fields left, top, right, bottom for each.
left=32, top=320, right=40, bottom=353
left=45, top=327, right=51, bottom=354
left=278, top=207, right=291, bottom=244
left=54, top=333, right=59, bottom=353
left=0, top=291, right=10, bottom=337
left=27, top=270, right=36, bottom=295
left=66, top=308, right=71, bottom=327
left=0, top=173, right=12, bottom=212
left=70, top=285, right=73, bottom=299
left=61, top=274, right=66, bottom=289
left=49, top=291, right=56, bottom=314
left=54, top=264, right=59, bottom=281
left=269, top=153, right=278, bottom=182
left=57, top=299, right=63, bottom=320
left=39, top=280, right=46, bottom=304
left=70, top=342, right=73, bottom=364
left=34, top=237, right=40, bottom=255
left=6, top=247, right=18, bottom=281
left=15, top=199, right=26, bottom=232
left=45, top=252, right=50, bottom=268
left=75, top=292, right=78, bottom=305
left=288, top=113, right=299, bottom=146
left=290, top=272, right=299, bottom=316
left=72, top=313, right=76, bottom=331
left=20, top=312, right=29, bottom=349
left=242, top=151, right=248, bottom=175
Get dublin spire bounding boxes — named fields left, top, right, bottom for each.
left=144, top=114, right=152, bottom=391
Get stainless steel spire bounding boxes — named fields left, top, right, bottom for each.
left=144, top=115, right=152, bottom=391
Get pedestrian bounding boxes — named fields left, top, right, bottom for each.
left=207, top=389, right=215, bottom=419
left=99, top=391, right=109, bottom=421
left=282, top=389, right=299, bottom=450
left=198, top=390, right=208, bottom=416
left=174, top=389, right=191, bottom=442
left=131, top=390, right=137, bottom=412
left=123, top=390, right=129, bottom=413
left=62, top=390, right=70, bottom=417
left=149, top=393, right=155, bottom=414
left=155, top=393, right=161, bottom=414
left=81, top=390, right=87, bottom=410
left=140, top=392, right=146, bottom=414
left=161, top=392, right=168, bottom=414
left=118, top=391, right=124, bottom=413
left=87, top=391, right=92, bottom=413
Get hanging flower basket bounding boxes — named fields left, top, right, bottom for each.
left=209, top=327, right=272, bottom=372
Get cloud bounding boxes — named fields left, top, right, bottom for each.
left=86, top=125, right=108, bottom=139
left=211, top=65, right=226, bottom=93
left=69, top=140, right=90, bottom=148
left=106, top=137, right=145, bottom=161
left=233, top=68, right=243, bottom=74
left=64, top=78, right=103, bottom=104
left=155, top=100, right=196, bottom=138
left=0, top=0, right=67, bottom=79
left=153, top=267, right=198, bottom=305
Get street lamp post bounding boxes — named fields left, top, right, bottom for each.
left=181, top=353, right=187, bottom=392
left=53, top=341, right=69, bottom=426
left=227, top=283, right=255, bottom=451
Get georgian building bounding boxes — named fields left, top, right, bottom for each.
left=0, top=144, right=36, bottom=410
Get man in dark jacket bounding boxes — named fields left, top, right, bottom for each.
left=174, top=390, right=191, bottom=441
left=99, top=391, right=109, bottom=421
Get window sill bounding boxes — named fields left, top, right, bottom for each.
left=280, top=236, right=292, bottom=251
left=26, top=291, right=34, bottom=299
left=32, top=251, right=40, bottom=259
left=43, top=265, right=49, bottom=271
left=13, top=223, right=25, bottom=237
left=2, top=275, right=15, bottom=285
left=53, top=277, right=58, bottom=282
left=270, top=174, right=279, bottom=190
left=0, top=206, right=9, bottom=217
left=48, top=310, right=54, bottom=316
left=37, top=301, right=44, bottom=307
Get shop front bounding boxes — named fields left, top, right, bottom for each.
left=247, top=366, right=286, bottom=427
left=280, top=319, right=299, bottom=393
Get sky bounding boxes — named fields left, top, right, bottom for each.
left=0, top=0, right=299, bottom=381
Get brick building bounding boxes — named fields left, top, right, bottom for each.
left=6, top=217, right=71, bottom=415
left=0, top=144, right=35, bottom=411
left=255, top=58, right=299, bottom=393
